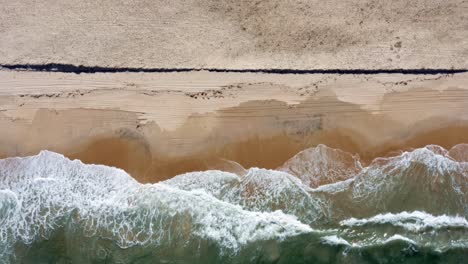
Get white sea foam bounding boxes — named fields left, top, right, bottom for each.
left=341, top=211, right=468, bottom=232
left=311, top=178, right=354, bottom=194
left=0, top=151, right=313, bottom=257
left=352, top=146, right=468, bottom=215
left=279, top=144, right=362, bottom=188
left=321, top=234, right=418, bottom=249
left=111, top=183, right=314, bottom=250
left=382, top=234, right=416, bottom=245
left=321, top=235, right=351, bottom=246
left=1, top=144, right=467, bottom=261
left=166, top=167, right=323, bottom=223
left=236, top=168, right=312, bottom=205
left=229, top=168, right=324, bottom=223
left=163, top=170, right=240, bottom=198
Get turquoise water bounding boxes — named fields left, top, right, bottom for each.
left=0, top=144, right=467, bottom=263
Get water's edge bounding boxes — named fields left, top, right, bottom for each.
left=0, top=144, right=467, bottom=263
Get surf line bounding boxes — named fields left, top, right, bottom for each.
left=1, top=63, right=467, bottom=75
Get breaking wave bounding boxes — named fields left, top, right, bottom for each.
left=341, top=211, right=468, bottom=232
left=0, top=144, right=467, bottom=263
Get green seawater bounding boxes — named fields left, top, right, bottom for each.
left=10, top=231, right=468, bottom=264
left=1, top=145, right=467, bottom=264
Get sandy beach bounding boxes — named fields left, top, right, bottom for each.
left=1, top=0, right=467, bottom=69
left=0, top=71, right=466, bottom=182
left=2, top=1, right=468, bottom=262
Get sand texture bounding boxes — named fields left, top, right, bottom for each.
left=1, top=0, right=467, bottom=69
left=0, top=71, right=467, bottom=182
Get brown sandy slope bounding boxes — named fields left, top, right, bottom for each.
left=0, top=71, right=467, bottom=182
left=1, top=0, right=467, bottom=69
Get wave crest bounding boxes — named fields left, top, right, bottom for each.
left=352, top=146, right=468, bottom=216
left=279, top=144, right=362, bottom=188
left=0, top=144, right=467, bottom=262
left=0, top=151, right=312, bottom=261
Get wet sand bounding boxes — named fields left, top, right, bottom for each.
left=0, top=71, right=467, bottom=182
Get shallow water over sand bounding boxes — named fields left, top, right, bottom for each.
left=0, top=144, right=467, bottom=263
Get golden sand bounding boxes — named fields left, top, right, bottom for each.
left=0, top=71, right=467, bottom=182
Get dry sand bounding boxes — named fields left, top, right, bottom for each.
left=1, top=0, right=467, bottom=69
left=0, top=71, right=467, bottom=182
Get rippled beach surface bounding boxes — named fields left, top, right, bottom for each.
left=0, top=144, right=467, bottom=264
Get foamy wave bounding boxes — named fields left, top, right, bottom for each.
left=321, top=234, right=417, bottom=249
left=311, top=178, right=354, bottom=194
left=162, top=144, right=468, bottom=226
left=382, top=234, right=417, bottom=245
left=352, top=146, right=468, bottom=216
left=321, top=235, right=351, bottom=246
left=0, top=151, right=312, bottom=259
left=341, top=211, right=468, bottom=232
left=0, top=144, right=467, bottom=262
left=279, top=144, right=362, bottom=188
left=166, top=168, right=323, bottom=224
left=163, top=170, right=240, bottom=199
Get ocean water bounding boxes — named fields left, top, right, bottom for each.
left=0, top=144, right=467, bottom=264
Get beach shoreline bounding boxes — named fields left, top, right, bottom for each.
left=0, top=71, right=467, bottom=182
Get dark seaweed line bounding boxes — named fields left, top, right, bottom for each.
left=1, top=63, right=467, bottom=75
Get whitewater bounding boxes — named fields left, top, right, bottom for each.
left=0, top=144, right=467, bottom=263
